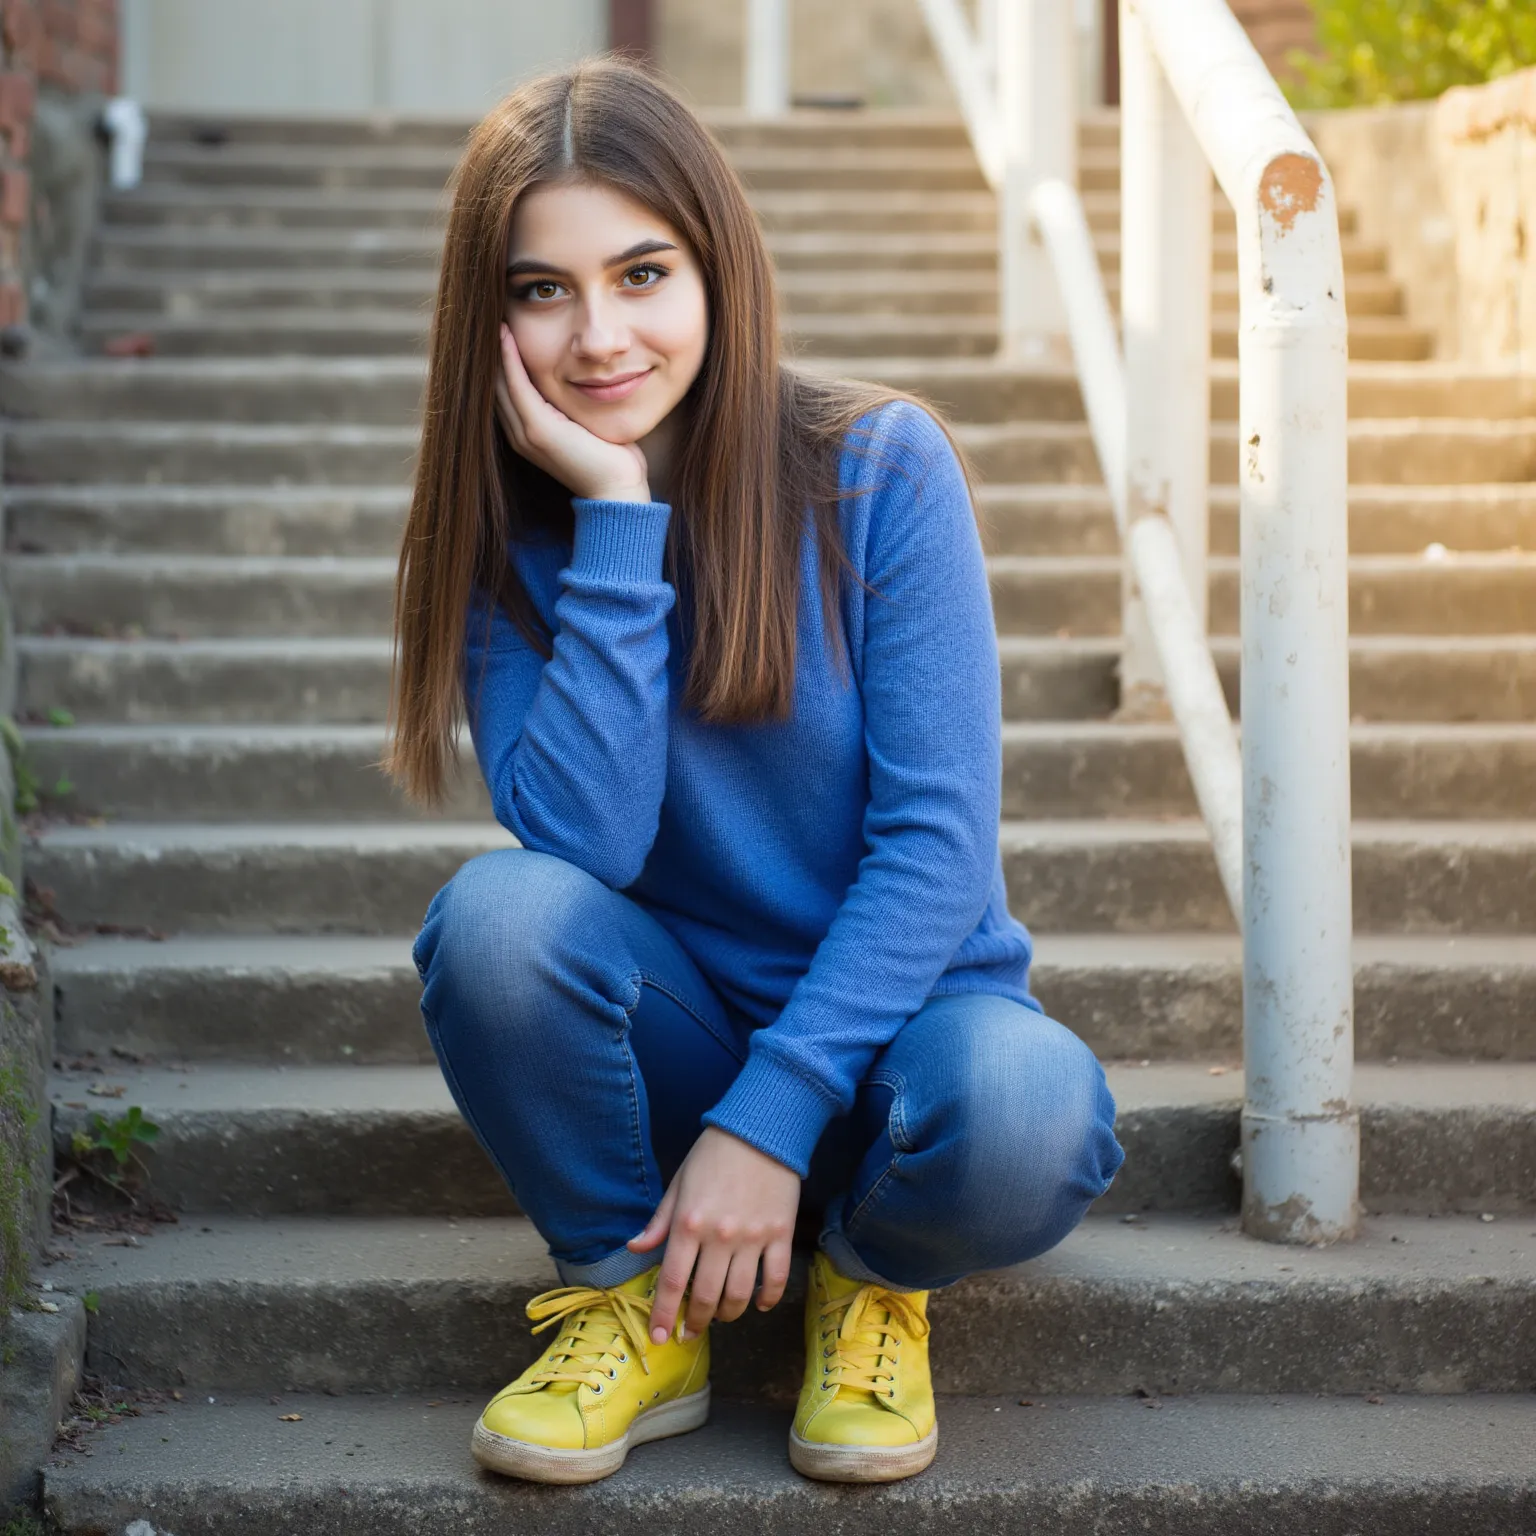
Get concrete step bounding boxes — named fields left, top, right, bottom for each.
left=23, top=819, right=1536, bottom=936
left=5, top=484, right=413, bottom=556
left=21, top=634, right=1536, bottom=727
left=87, top=222, right=1391, bottom=279
left=19, top=721, right=1536, bottom=824
left=78, top=265, right=1410, bottom=321
left=993, top=634, right=1536, bottom=724
left=39, top=1391, right=1536, bottom=1536
left=10, top=418, right=1528, bottom=490
left=13, top=552, right=1536, bottom=642
left=10, top=479, right=1534, bottom=560
left=46, top=1059, right=1536, bottom=1219
left=73, top=308, right=1436, bottom=361
left=48, top=931, right=1536, bottom=1066
left=138, top=142, right=997, bottom=194
left=13, top=356, right=1527, bottom=430
left=38, top=1211, right=1536, bottom=1396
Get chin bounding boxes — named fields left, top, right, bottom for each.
left=574, top=404, right=663, bottom=447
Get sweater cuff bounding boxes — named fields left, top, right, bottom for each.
left=701, top=1047, right=842, bottom=1179
left=569, top=497, right=672, bottom=586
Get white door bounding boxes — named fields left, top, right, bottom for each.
left=120, top=0, right=607, bottom=117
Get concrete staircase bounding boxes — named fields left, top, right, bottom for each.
left=5, top=109, right=1534, bottom=1530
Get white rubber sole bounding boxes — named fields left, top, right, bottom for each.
left=788, top=1423, right=938, bottom=1483
left=471, top=1384, right=711, bottom=1485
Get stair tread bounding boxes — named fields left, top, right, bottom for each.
left=40, top=1391, right=1536, bottom=1527
left=41, top=1209, right=1536, bottom=1288
left=46, top=1058, right=1536, bottom=1115
left=44, top=927, right=1536, bottom=974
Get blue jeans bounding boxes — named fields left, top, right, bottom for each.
left=413, top=847, right=1125, bottom=1292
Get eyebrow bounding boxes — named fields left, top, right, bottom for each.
left=505, top=238, right=679, bottom=280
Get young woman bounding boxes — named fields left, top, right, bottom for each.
left=386, top=55, right=1125, bottom=1488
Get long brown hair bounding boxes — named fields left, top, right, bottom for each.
left=384, top=54, right=974, bottom=808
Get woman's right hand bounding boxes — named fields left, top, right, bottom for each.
left=494, top=323, right=653, bottom=503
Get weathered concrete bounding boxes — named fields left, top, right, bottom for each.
left=36, top=1213, right=1536, bottom=1397
left=24, top=818, right=1536, bottom=937
left=41, top=1393, right=1536, bottom=1536
left=43, top=1060, right=1536, bottom=1219
left=1, top=1297, right=86, bottom=1509
left=17, top=719, right=1536, bottom=823
left=44, top=932, right=1536, bottom=1066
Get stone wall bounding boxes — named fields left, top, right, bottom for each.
left=1, top=0, right=116, bottom=1354
left=1308, top=68, right=1536, bottom=366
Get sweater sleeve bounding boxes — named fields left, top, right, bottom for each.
left=463, top=495, right=675, bottom=891
left=701, top=403, right=1004, bottom=1176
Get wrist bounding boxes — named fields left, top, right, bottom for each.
left=585, top=481, right=652, bottom=505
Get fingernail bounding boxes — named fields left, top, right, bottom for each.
left=680, top=1326, right=696, bottom=1341
left=651, top=1326, right=667, bottom=1345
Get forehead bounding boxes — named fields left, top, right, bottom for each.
left=506, top=180, right=688, bottom=261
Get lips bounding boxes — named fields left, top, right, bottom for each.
left=569, top=368, right=652, bottom=403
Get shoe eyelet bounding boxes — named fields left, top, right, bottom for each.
left=617, top=1353, right=628, bottom=1363
left=592, top=1384, right=602, bottom=1395
left=607, top=1367, right=617, bottom=1379
left=820, top=1381, right=832, bottom=1391
left=822, top=1345, right=835, bottom=1357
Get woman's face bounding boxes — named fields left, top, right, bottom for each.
left=504, top=179, right=710, bottom=447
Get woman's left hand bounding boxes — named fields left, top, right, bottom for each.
left=627, top=1125, right=800, bottom=1342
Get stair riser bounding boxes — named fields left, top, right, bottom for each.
left=50, top=1095, right=1532, bottom=1220
left=137, top=159, right=999, bottom=194
left=40, top=1452, right=1536, bottom=1536
left=23, top=638, right=1536, bottom=725
left=14, top=490, right=1535, bottom=559
left=12, top=424, right=1526, bottom=489
left=69, top=1268, right=1534, bottom=1398
left=80, top=273, right=1407, bottom=322
left=26, top=835, right=1536, bottom=936
left=52, top=951, right=1536, bottom=1065
left=14, top=561, right=1536, bottom=640
left=25, top=364, right=1531, bottom=428
left=20, top=729, right=1536, bottom=823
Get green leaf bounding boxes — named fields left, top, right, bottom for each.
left=82, top=1290, right=100, bottom=1314
left=46, top=706, right=75, bottom=728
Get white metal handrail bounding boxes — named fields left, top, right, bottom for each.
left=742, top=0, right=1357, bottom=1248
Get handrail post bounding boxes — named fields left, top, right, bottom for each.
left=996, top=0, right=1076, bottom=359
left=744, top=0, right=790, bottom=117
left=1133, top=0, right=1358, bottom=1246
left=1117, top=0, right=1211, bottom=716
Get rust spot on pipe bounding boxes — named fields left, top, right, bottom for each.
left=1260, top=154, right=1322, bottom=234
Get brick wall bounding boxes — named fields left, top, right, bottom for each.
left=0, top=0, right=117, bottom=328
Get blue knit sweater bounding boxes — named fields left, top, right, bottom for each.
left=464, top=399, right=1039, bottom=1178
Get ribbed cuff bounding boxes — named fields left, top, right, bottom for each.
left=700, top=1046, right=842, bottom=1179
left=569, top=497, right=672, bottom=586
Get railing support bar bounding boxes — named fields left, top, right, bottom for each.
left=744, top=0, right=790, bottom=117
left=1118, top=0, right=1212, bottom=715
left=997, top=0, right=1076, bottom=359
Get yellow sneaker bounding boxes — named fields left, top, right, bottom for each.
left=471, top=1265, right=710, bottom=1484
left=789, top=1250, right=937, bottom=1482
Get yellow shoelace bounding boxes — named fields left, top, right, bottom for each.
left=524, top=1285, right=659, bottom=1388
left=816, top=1283, right=930, bottom=1399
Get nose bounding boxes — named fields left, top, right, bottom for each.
left=570, top=292, right=629, bottom=361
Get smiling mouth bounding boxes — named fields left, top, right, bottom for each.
left=570, top=368, right=652, bottom=402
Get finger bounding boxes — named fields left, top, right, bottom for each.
left=683, top=1242, right=732, bottom=1338
left=649, top=1233, right=697, bottom=1345
left=715, top=1247, right=762, bottom=1325
left=627, top=1182, right=677, bottom=1254
left=498, top=322, right=546, bottom=425
left=756, top=1238, right=792, bottom=1312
